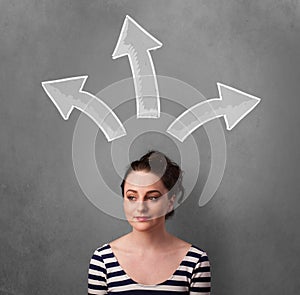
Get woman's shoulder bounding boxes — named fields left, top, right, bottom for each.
left=188, top=244, right=209, bottom=262
left=89, top=235, right=132, bottom=261
left=93, top=234, right=129, bottom=253
left=91, top=243, right=112, bottom=260
left=189, top=244, right=208, bottom=255
left=171, top=237, right=208, bottom=258
left=170, top=236, right=209, bottom=261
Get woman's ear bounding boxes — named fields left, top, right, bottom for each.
left=168, top=194, right=176, bottom=212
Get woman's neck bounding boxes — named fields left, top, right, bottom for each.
left=129, top=222, right=173, bottom=252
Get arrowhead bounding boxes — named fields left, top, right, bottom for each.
left=217, top=83, right=261, bottom=130
left=112, top=15, right=162, bottom=59
left=41, top=76, right=88, bottom=120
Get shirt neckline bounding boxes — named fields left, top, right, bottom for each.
left=106, top=243, right=193, bottom=287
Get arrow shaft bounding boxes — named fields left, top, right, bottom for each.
left=167, top=99, right=223, bottom=142
left=75, top=91, right=126, bottom=142
left=128, top=48, right=160, bottom=118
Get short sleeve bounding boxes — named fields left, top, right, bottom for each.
left=189, top=252, right=211, bottom=294
left=88, top=249, right=108, bottom=295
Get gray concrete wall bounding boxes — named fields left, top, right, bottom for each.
left=0, top=1, right=299, bottom=294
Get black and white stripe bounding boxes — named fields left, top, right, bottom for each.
left=88, top=244, right=211, bottom=294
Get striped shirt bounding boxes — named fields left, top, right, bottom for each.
left=88, top=244, right=211, bottom=294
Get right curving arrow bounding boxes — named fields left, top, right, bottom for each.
left=167, top=83, right=261, bottom=142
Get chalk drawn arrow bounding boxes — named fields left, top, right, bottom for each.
left=112, top=15, right=162, bottom=118
left=167, top=83, right=261, bottom=142
left=41, top=76, right=126, bottom=142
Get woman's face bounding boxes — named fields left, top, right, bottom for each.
left=123, top=170, right=175, bottom=231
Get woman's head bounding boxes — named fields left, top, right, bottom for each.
left=120, top=150, right=184, bottom=219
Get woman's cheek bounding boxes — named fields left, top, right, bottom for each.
left=152, top=202, right=168, bottom=217
left=124, top=201, right=135, bottom=215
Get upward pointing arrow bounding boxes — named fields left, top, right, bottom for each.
left=167, top=83, right=261, bottom=142
left=112, top=15, right=162, bottom=118
left=41, top=76, right=126, bottom=142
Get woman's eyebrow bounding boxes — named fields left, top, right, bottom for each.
left=126, top=189, right=137, bottom=193
left=146, top=190, right=162, bottom=195
left=125, top=189, right=162, bottom=194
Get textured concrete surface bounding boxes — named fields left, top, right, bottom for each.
left=0, top=1, right=299, bottom=294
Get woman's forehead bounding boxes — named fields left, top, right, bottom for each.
left=125, top=171, right=165, bottom=189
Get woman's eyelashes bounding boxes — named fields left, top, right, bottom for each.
left=126, top=195, right=161, bottom=202
left=126, top=195, right=137, bottom=201
left=147, top=196, right=160, bottom=201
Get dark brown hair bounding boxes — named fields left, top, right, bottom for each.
left=120, top=150, right=184, bottom=219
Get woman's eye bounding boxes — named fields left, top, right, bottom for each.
left=148, top=196, right=159, bottom=201
left=127, top=196, right=136, bottom=201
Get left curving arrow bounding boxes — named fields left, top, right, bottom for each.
left=41, top=76, right=127, bottom=142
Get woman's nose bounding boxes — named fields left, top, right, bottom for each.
left=136, top=200, right=148, bottom=213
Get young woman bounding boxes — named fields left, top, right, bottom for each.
left=88, top=151, right=211, bottom=294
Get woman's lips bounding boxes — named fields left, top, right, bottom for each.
left=135, top=216, right=151, bottom=222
